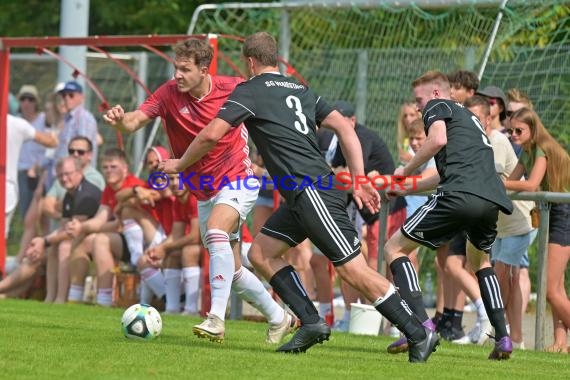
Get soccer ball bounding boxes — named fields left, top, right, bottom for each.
left=121, top=303, right=162, bottom=340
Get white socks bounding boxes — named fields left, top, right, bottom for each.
left=319, top=302, right=332, bottom=319
left=122, top=219, right=144, bottom=266
left=140, top=267, right=166, bottom=298
left=97, top=288, right=113, bottom=307
left=232, top=266, right=283, bottom=325
left=475, top=298, right=489, bottom=321
left=164, top=269, right=182, bottom=313
left=68, top=284, right=84, bottom=302
left=205, top=229, right=234, bottom=321
left=183, top=266, right=201, bottom=314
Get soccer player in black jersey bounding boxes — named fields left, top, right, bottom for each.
left=160, top=32, right=439, bottom=362
left=384, top=71, right=515, bottom=360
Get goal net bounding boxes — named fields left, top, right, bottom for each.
left=189, top=0, right=570, bottom=150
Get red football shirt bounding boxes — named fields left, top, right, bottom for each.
left=101, top=174, right=145, bottom=211
left=139, top=75, right=253, bottom=201
left=173, top=193, right=199, bottom=225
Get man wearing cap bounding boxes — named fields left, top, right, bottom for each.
left=16, top=85, right=50, bottom=218
left=55, top=81, right=99, bottom=167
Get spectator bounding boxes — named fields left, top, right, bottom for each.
left=448, top=69, right=479, bottom=104
left=0, top=157, right=101, bottom=298
left=504, top=107, right=570, bottom=350
left=396, top=102, right=421, bottom=165
left=54, top=81, right=99, bottom=167
left=16, top=85, right=49, bottom=219
left=5, top=114, right=57, bottom=236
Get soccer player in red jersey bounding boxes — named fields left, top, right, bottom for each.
left=103, top=38, right=294, bottom=344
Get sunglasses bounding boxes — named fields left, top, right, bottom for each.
left=61, top=92, right=75, bottom=99
left=19, top=95, right=37, bottom=102
left=68, top=148, right=88, bottom=156
left=487, top=98, right=499, bottom=106
left=507, top=127, right=524, bottom=136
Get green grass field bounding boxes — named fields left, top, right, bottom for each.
left=0, top=299, right=568, bottom=380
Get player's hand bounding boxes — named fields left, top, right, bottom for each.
left=386, top=187, right=407, bottom=200
left=103, top=105, right=125, bottom=125
left=158, top=159, right=180, bottom=174
left=353, top=182, right=381, bottom=214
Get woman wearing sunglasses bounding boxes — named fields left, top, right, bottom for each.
left=504, top=108, right=570, bottom=352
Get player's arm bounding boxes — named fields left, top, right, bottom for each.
left=401, top=120, right=446, bottom=177
left=321, top=110, right=380, bottom=213
left=103, top=106, right=150, bottom=133
left=68, top=205, right=112, bottom=236
left=161, top=118, right=232, bottom=173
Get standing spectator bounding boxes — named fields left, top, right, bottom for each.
left=384, top=71, right=514, bottom=360
left=163, top=32, right=439, bottom=362
left=103, top=37, right=296, bottom=344
left=396, top=102, right=421, bottom=165
left=16, top=85, right=48, bottom=219
left=54, top=81, right=99, bottom=167
left=5, top=114, right=57, bottom=236
left=448, top=70, right=479, bottom=104
left=504, top=107, right=570, bottom=349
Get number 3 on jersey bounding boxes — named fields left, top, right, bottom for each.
left=286, top=95, right=309, bottom=134
left=471, top=115, right=492, bottom=148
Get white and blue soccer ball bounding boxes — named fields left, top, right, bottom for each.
left=121, top=303, right=162, bottom=340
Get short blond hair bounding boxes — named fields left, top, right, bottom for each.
left=412, top=70, right=450, bottom=92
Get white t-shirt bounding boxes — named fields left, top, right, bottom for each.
left=6, top=114, right=36, bottom=212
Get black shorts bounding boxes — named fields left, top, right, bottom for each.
left=549, top=202, right=570, bottom=246
left=261, top=186, right=360, bottom=266
left=401, top=191, right=498, bottom=253
left=447, top=233, right=467, bottom=256
left=119, top=233, right=132, bottom=264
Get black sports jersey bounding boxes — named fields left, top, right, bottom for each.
left=422, top=99, right=513, bottom=214
left=62, top=178, right=102, bottom=219
left=217, top=72, right=334, bottom=204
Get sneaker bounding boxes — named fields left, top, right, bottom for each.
left=333, top=319, right=350, bottom=332
left=387, top=319, right=435, bottom=354
left=276, top=318, right=331, bottom=353
left=453, top=318, right=492, bottom=345
left=266, top=311, right=297, bottom=344
left=408, top=327, right=440, bottom=363
left=192, top=313, right=225, bottom=343
left=488, top=336, right=513, bottom=360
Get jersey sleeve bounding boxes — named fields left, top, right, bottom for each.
left=315, top=96, right=335, bottom=124
left=422, top=100, right=453, bottom=132
left=216, top=84, right=256, bottom=127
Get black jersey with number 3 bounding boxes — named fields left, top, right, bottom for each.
left=422, top=99, right=513, bottom=214
left=216, top=72, right=335, bottom=204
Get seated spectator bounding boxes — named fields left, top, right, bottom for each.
left=0, top=157, right=101, bottom=298
left=65, top=148, right=145, bottom=306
